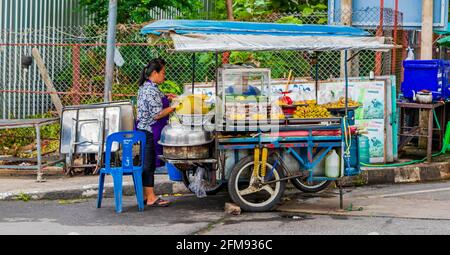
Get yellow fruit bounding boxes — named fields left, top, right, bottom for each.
left=176, top=94, right=211, bottom=115
left=271, top=113, right=285, bottom=120
left=293, top=105, right=331, bottom=119
left=229, top=113, right=246, bottom=121
left=251, top=114, right=267, bottom=121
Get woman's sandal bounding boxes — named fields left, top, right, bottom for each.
left=147, top=197, right=170, bottom=207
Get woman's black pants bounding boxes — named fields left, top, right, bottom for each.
left=139, top=129, right=155, bottom=187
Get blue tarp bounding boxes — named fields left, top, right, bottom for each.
left=141, top=19, right=371, bottom=37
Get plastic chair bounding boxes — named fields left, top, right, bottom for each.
left=97, top=131, right=147, bottom=213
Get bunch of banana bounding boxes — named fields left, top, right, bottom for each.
left=270, top=113, right=286, bottom=120
left=228, top=113, right=246, bottom=121
left=322, top=97, right=360, bottom=109
left=293, top=104, right=331, bottom=119
left=251, top=113, right=268, bottom=121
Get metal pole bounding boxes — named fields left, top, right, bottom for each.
left=192, top=53, right=196, bottom=94
left=344, top=50, right=349, bottom=117
left=104, top=0, right=118, bottom=102
left=36, top=124, right=44, bottom=182
left=314, top=52, right=319, bottom=102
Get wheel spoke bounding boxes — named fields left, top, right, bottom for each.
left=238, top=176, right=259, bottom=196
left=261, top=185, right=275, bottom=196
left=239, top=186, right=260, bottom=196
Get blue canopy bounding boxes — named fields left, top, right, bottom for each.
left=141, top=19, right=371, bottom=37
left=140, top=20, right=395, bottom=52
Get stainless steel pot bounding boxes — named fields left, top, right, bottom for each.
left=159, top=124, right=214, bottom=147
left=163, top=144, right=210, bottom=160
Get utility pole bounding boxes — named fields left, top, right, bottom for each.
left=340, top=0, right=355, bottom=78
left=104, top=0, right=118, bottom=102
left=419, top=0, right=434, bottom=148
left=421, top=0, right=434, bottom=60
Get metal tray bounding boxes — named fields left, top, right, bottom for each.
left=63, top=100, right=135, bottom=131
left=60, top=105, right=122, bottom=154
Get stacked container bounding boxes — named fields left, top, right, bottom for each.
left=402, top=60, right=450, bottom=101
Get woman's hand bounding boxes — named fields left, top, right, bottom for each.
left=154, top=107, right=176, bottom=120
left=166, top=93, right=177, bottom=101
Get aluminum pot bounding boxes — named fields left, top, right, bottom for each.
left=159, top=124, right=214, bottom=147
left=163, top=144, right=211, bottom=160
left=159, top=124, right=213, bottom=160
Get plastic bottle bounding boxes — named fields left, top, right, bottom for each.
left=359, top=135, right=371, bottom=164
left=325, top=150, right=340, bottom=178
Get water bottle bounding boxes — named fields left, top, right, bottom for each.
left=325, top=150, right=340, bottom=178
left=359, top=135, right=370, bottom=164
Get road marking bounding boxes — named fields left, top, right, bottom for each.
left=367, top=187, right=450, bottom=199
left=368, top=232, right=380, bottom=235
left=67, top=232, right=80, bottom=235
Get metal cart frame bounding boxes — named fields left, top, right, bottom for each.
left=0, top=118, right=63, bottom=182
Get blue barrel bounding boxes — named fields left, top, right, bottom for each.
left=167, top=163, right=183, bottom=182
left=359, top=135, right=370, bottom=164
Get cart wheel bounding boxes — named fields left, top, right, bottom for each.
left=290, top=178, right=332, bottom=193
left=182, top=164, right=226, bottom=196
left=228, top=156, right=286, bottom=212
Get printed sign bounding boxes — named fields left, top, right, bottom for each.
left=317, top=80, right=386, bottom=120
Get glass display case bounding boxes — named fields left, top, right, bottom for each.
left=216, top=68, right=272, bottom=127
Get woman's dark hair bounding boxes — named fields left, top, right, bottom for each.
left=138, top=58, right=166, bottom=86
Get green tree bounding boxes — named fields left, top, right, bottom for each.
left=213, top=0, right=328, bottom=21
left=79, top=0, right=202, bottom=24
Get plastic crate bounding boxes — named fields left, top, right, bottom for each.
left=402, top=60, right=450, bottom=101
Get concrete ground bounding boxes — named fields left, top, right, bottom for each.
left=2, top=181, right=450, bottom=235
left=0, top=174, right=189, bottom=201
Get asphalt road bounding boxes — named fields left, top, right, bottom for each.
left=2, top=182, right=450, bottom=235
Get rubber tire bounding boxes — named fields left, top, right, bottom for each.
left=182, top=166, right=226, bottom=196
left=228, top=156, right=286, bottom=212
left=290, top=178, right=332, bottom=193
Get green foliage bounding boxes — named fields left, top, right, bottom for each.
left=16, top=192, right=31, bottom=202
left=78, top=0, right=203, bottom=24
left=160, top=80, right=184, bottom=95
left=0, top=112, right=60, bottom=156
left=222, top=51, right=310, bottom=79
left=276, top=16, right=303, bottom=24
left=213, top=0, right=328, bottom=21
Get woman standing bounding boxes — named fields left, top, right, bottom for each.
left=137, top=58, right=177, bottom=207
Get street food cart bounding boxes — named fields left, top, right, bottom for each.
left=141, top=20, right=396, bottom=212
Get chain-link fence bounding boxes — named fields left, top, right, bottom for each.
left=0, top=9, right=405, bottom=159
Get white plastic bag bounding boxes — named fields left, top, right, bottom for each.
left=189, top=167, right=207, bottom=198
left=406, top=47, right=415, bottom=61
left=114, top=47, right=125, bottom=67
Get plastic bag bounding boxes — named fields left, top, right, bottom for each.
left=406, top=47, right=415, bottom=61
left=189, top=167, right=207, bottom=198
left=114, top=48, right=125, bottom=67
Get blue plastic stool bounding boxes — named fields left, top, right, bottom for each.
left=97, top=131, right=146, bottom=213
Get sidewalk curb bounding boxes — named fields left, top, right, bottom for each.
left=0, top=180, right=190, bottom=201
left=342, top=161, right=450, bottom=186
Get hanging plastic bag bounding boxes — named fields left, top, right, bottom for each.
left=406, top=47, right=415, bottom=61
left=114, top=47, right=125, bottom=67
left=189, top=167, right=207, bottom=198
